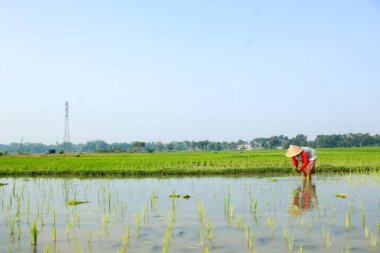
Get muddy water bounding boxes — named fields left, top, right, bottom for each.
left=0, top=174, right=379, bottom=253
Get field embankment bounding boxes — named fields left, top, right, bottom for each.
left=0, top=147, right=379, bottom=177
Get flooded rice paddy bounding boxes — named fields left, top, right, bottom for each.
left=0, top=174, right=379, bottom=253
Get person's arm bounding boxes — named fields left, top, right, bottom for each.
left=292, top=156, right=298, bottom=172
left=292, top=156, right=298, bottom=168
left=299, top=151, right=310, bottom=171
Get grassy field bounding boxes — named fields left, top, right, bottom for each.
left=0, top=147, right=379, bottom=177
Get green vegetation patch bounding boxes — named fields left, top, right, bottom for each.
left=169, top=194, right=191, bottom=199
left=0, top=147, right=379, bottom=177
left=67, top=200, right=89, bottom=206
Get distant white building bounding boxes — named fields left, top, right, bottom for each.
left=238, top=144, right=252, bottom=150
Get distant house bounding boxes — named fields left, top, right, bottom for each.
left=238, top=144, right=252, bottom=150
left=45, top=149, right=56, bottom=154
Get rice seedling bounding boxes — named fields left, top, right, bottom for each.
left=248, top=233, right=255, bottom=253
left=322, top=229, right=332, bottom=248
left=224, top=184, right=231, bottom=218
left=40, top=213, right=45, bottom=228
left=108, top=191, right=111, bottom=211
left=16, top=197, right=21, bottom=222
left=340, top=243, right=351, bottom=253
left=228, top=205, right=235, bottom=223
left=246, top=224, right=250, bottom=241
left=200, top=228, right=207, bottom=247
left=29, top=219, right=38, bottom=245
left=163, top=213, right=175, bottom=253
left=250, top=197, right=258, bottom=216
left=369, top=233, right=377, bottom=250
left=44, top=244, right=51, bottom=253
left=65, top=221, right=70, bottom=235
left=88, top=230, right=92, bottom=243
left=97, top=227, right=102, bottom=240
left=120, top=202, right=127, bottom=222
left=361, top=199, right=366, bottom=227
left=172, top=198, right=176, bottom=216
left=236, top=214, right=244, bottom=229
left=364, top=226, right=370, bottom=239
left=306, top=219, right=312, bottom=231
left=266, top=217, right=276, bottom=236
left=288, top=236, right=294, bottom=252
left=17, top=223, right=21, bottom=241
left=198, top=200, right=205, bottom=223
left=345, top=212, right=351, bottom=230
left=150, top=190, right=158, bottom=215
left=9, top=218, right=15, bottom=236
left=298, top=245, right=303, bottom=253
left=135, top=212, right=141, bottom=237
left=143, top=204, right=148, bottom=224
left=52, top=209, right=56, bottom=226
left=122, top=230, right=128, bottom=247
left=51, top=226, right=56, bottom=241
left=74, top=237, right=84, bottom=253
left=126, top=224, right=131, bottom=240
left=102, top=214, right=109, bottom=230
left=76, top=212, right=80, bottom=225
left=283, top=225, right=289, bottom=241
left=203, top=216, right=212, bottom=238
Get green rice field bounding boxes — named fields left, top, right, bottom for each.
left=0, top=147, right=379, bottom=177
left=0, top=147, right=379, bottom=252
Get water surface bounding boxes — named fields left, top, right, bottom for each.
left=0, top=174, right=379, bottom=252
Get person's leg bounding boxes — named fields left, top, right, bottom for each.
left=304, top=160, right=316, bottom=181
left=311, top=160, right=316, bottom=174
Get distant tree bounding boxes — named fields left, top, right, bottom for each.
left=166, top=142, right=174, bottom=151
left=208, top=142, right=218, bottom=151
left=156, top=141, right=163, bottom=152
left=61, top=142, right=75, bottom=152
left=251, top=138, right=269, bottom=149
left=268, top=136, right=281, bottom=149
left=83, top=140, right=109, bottom=152
left=131, top=141, right=145, bottom=152
left=1, top=132, right=379, bottom=153
left=289, top=134, right=308, bottom=147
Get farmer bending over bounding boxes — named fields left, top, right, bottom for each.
left=286, top=145, right=317, bottom=180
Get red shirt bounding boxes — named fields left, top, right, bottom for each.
left=292, top=151, right=310, bottom=171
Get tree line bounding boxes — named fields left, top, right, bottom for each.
left=0, top=133, right=379, bottom=154
left=251, top=133, right=380, bottom=149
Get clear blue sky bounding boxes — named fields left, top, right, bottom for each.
left=1, top=0, right=379, bottom=144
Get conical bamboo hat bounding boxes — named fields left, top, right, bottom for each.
left=285, top=145, right=302, bottom=157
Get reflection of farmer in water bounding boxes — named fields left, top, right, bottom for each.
left=288, top=179, right=318, bottom=216
left=286, top=145, right=317, bottom=181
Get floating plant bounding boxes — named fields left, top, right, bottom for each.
left=67, top=200, right=89, bottom=206
left=335, top=193, right=348, bottom=198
